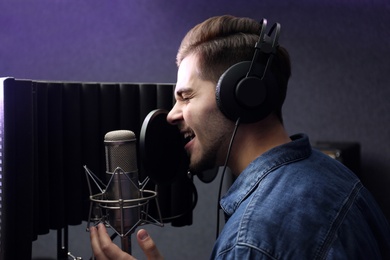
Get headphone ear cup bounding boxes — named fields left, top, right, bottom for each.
left=216, top=61, right=278, bottom=123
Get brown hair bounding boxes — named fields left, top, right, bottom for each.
left=176, top=15, right=291, bottom=123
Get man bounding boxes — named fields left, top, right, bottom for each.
left=90, top=15, right=390, bottom=259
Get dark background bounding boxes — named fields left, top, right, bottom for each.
left=1, top=0, right=389, bottom=259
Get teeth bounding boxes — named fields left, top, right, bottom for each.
left=184, top=132, right=193, bottom=139
left=183, top=132, right=195, bottom=143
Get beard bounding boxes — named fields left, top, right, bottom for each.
left=188, top=145, right=218, bottom=174
left=188, top=125, right=232, bottom=175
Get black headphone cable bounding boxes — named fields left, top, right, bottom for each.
left=216, top=117, right=241, bottom=239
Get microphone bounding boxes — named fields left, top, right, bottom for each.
left=84, top=129, right=164, bottom=257
left=104, top=130, right=140, bottom=253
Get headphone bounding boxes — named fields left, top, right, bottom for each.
left=216, top=19, right=281, bottom=124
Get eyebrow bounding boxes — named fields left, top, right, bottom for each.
left=175, top=87, right=193, bottom=97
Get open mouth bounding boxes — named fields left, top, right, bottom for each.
left=183, top=131, right=195, bottom=146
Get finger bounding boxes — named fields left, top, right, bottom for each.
left=91, top=223, right=135, bottom=260
left=90, top=225, right=106, bottom=259
left=136, top=229, right=163, bottom=260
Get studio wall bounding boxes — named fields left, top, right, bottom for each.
left=1, top=0, right=389, bottom=259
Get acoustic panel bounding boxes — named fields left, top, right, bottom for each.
left=0, top=77, right=191, bottom=260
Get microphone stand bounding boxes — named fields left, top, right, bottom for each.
left=118, top=195, right=133, bottom=254
left=121, top=236, right=132, bottom=254
left=110, top=232, right=132, bottom=254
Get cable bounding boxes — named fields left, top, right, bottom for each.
left=216, top=117, right=241, bottom=239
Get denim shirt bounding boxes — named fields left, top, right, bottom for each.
left=211, top=134, right=390, bottom=259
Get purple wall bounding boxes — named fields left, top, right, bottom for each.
left=1, top=0, right=390, bottom=259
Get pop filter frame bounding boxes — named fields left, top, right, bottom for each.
left=140, top=109, right=218, bottom=183
left=139, top=109, right=188, bottom=184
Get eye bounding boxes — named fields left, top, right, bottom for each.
left=176, top=89, right=193, bottom=103
left=180, top=94, right=192, bottom=103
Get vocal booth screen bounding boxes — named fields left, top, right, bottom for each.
left=0, top=77, right=196, bottom=260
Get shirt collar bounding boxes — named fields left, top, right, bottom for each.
left=220, top=133, right=312, bottom=217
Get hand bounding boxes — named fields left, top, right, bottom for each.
left=90, top=223, right=163, bottom=260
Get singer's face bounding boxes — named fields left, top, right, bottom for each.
left=167, top=54, right=234, bottom=173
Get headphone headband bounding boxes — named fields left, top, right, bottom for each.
left=247, top=19, right=280, bottom=78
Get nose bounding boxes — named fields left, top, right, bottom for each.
left=167, top=102, right=182, bottom=125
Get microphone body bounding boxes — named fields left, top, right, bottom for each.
left=85, top=127, right=164, bottom=255
left=104, top=130, right=140, bottom=252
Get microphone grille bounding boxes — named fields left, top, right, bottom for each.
left=104, top=130, right=137, bottom=173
